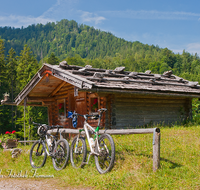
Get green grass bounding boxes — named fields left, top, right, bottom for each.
left=0, top=125, right=200, bottom=189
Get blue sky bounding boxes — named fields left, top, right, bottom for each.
left=0, top=0, right=200, bottom=55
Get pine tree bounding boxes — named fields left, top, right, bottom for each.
left=0, top=38, right=6, bottom=99
left=47, top=52, right=60, bottom=65
left=6, top=48, right=17, bottom=130
left=16, top=45, right=39, bottom=91
left=0, top=38, right=12, bottom=133
left=6, top=48, right=17, bottom=98
left=16, top=45, right=40, bottom=139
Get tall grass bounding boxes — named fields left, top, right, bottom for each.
left=0, top=125, right=200, bottom=189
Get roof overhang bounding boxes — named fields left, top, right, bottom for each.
left=14, top=63, right=94, bottom=106
left=3, top=62, right=200, bottom=107
left=85, top=87, right=200, bottom=98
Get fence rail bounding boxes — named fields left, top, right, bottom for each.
left=48, top=127, right=160, bottom=172
left=18, top=140, right=37, bottom=143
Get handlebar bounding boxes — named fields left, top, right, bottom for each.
left=51, top=125, right=63, bottom=129
left=69, top=108, right=107, bottom=119
left=68, top=108, right=107, bottom=128
left=32, top=122, right=63, bottom=130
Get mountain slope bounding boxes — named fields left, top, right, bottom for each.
left=0, top=19, right=161, bottom=61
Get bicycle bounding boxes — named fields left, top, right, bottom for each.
left=29, top=122, right=70, bottom=171
left=69, top=108, right=115, bottom=174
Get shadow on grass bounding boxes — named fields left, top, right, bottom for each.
left=136, top=153, right=183, bottom=169
left=160, top=157, right=183, bottom=169
left=116, top=151, right=183, bottom=169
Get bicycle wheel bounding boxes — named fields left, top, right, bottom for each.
left=95, top=134, right=115, bottom=174
left=52, top=139, right=70, bottom=171
left=30, top=140, right=47, bottom=168
left=70, top=136, right=87, bottom=168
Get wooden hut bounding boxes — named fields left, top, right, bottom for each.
left=9, top=61, right=200, bottom=128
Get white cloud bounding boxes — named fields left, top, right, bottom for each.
left=80, top=12, right=106, bottom=25
left=0, top=0, right=106, bottom=28
left=100, top=10, right=200, bottom=20
left=171, top=49, right=184, bottom=54
left=0, top=15, right=55, bottom=28
left=40, top=0, right=105, bottom=26
left=2, top=0, right=199, bottom=29
left=41, top=0, right=79, bottom=20
left=0, top=0, right=79, bottom=28
left=170, top=43, right=200, bottom=56
left=186, top=43, right=200, bottom=55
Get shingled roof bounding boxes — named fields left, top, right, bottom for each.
left=13, top=61, right=200, bottom=105
left=54, top=61, right=200, bottom=94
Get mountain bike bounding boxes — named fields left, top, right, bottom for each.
left=69, top=108, right=115, bottom=174
left=29, top=122, right=70, bottom=171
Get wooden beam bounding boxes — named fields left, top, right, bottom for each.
left=42, top=101, right=53, bottom=106
left=84, top=88, right=200, bottom=98
left=54, top=93, right=69, bottom=99
left=1, top=101, right=16, bottom=106
left=18, top=103, right=45, bottom=107
left=153, top=131, right=160, bottom=172
left=49, top=81, right=66, bottom=97
left=48, top=128, right=159, bottom=135
left=27, top=97, right=55, bottom=102
left=18, top=140, right=37, bottom=143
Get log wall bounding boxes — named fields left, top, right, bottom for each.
left=111, top=94, right=192, bottom=128
left=48, top=82, right=192, bottom=129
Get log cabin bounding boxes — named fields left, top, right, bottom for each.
left=4, top=61, right=200, bottom=129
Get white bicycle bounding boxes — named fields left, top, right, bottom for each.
left=69, top=108, right=115, bottom=174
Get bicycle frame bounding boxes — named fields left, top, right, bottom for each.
left=84, top=121, right=100, bottom=155
left=39, top=130, right=62, bottom=157
left=75, top=118, right=102, bottom=165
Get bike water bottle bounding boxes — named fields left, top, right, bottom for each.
left=89, top=138, right=95, bottom=150
left=47, top=138, right=51, bottom=146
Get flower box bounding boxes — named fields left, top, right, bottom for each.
left=0, top=130, right=17, bottom=149
left=2, top=139, right=18, bottom=149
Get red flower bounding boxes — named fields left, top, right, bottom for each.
left=58, top=103, right=63, bottom=109
left=93, top=98, right=98, bottom=105
left=5, top=131, right=11, bottom=134
left=12, top=130, right=16, bottom=134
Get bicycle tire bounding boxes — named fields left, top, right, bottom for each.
left=52, top=139, right=70, bottom=171
left=95, top=134, right=115, bottom=174
left=30, top=140, right=47, bottom=168
left=70, top=136, right=87, bottom=168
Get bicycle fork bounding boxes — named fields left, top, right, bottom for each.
left=74, top=130, right=84, bottom=154
left=74, top=137, right=83, bottom=154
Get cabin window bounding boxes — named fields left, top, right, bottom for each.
left=90, top=97, right=98, bottom=113
left=57, top=99, right=66, bottom=118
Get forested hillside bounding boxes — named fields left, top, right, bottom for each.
left=1, top=19, right=200, bottom=82
left=1, top=19, right=200, bottom=138
left=0, top=19, right=148, bottom=61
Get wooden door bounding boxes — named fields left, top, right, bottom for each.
left=75, top=92, right=87, bottom=128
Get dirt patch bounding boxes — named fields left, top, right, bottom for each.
left=0, top=178, right=91, bottom=190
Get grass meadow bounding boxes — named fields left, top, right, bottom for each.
left=0, top=125, right=199, bottom=189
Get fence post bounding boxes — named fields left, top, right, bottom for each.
left=153, top=128, right=160, bottom=172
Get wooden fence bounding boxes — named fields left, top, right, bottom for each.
left=49, top=127, right=161, bottom=172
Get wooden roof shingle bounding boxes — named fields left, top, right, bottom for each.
left=13, top=61, right=200, bottom=105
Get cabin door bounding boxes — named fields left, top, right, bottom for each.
left=75, top=92, right=87, bottom=128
